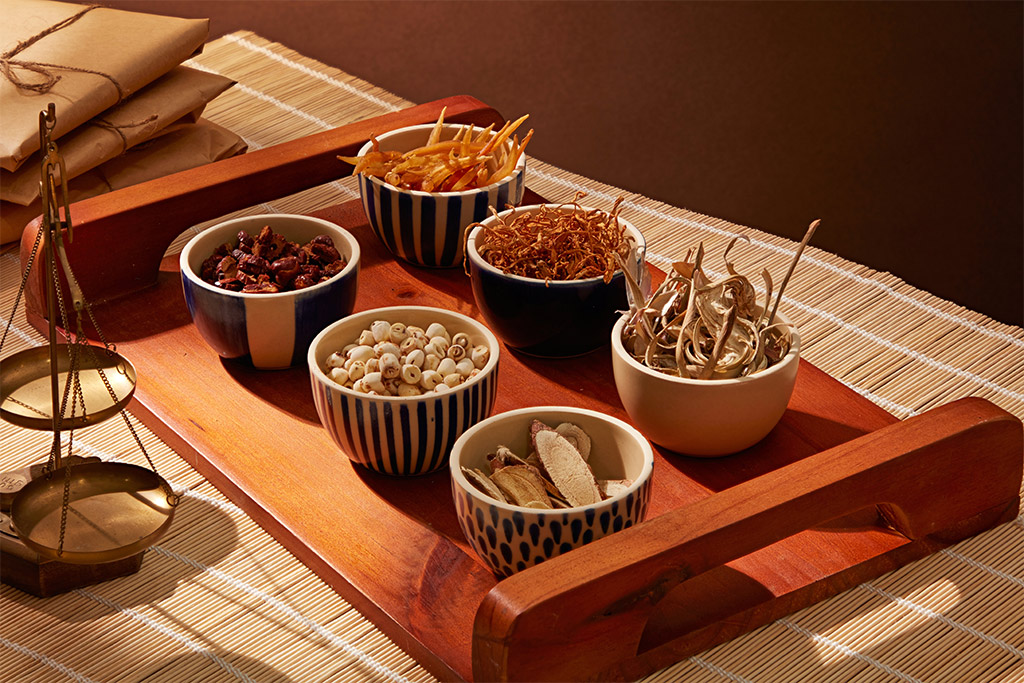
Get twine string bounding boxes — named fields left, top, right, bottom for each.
left=0, top=5, right=126, bottom=100
left=93, top=114, right=160, bottom=153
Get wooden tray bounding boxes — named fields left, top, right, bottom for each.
left=17, top=97, right=1023, bottom=682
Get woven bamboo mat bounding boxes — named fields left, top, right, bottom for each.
left=2, top=31, right=1022, bottom=683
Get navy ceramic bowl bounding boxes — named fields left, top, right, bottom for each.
left=465, top=204, right=645, bottom=357
left=450, top=406, right=654, bottom=576
left=180, top=214, right=360, bottom=369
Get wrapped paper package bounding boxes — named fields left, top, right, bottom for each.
left=1, top=66, right=235, bottom=205
left=1, top=119, right=247, bottom=244
left=0, top=0, right=209, bottom=171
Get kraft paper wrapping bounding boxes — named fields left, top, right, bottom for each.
left=1, top=66, right=235, bottom=205
left=0, top=118, right=247, bottom=244
left=0, top=0, right=209, bottom=172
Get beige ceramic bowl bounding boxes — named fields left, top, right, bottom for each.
left=610, top=311, right=800, bottom=457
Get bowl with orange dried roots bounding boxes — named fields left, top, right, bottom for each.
left=464, top=194, right=646, bottom=357
left=450, top=406, right=654, bottom=576
left=341, top=108, right=532, bottom=268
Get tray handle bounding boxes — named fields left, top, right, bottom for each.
left=19, top=95, right=506, bottom=321
left=473, top=397, right=1023, bottom=682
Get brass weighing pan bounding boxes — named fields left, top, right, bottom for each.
left=10, top=461, right=176, bottom=564
left=0, top=345, right=136, bottom=431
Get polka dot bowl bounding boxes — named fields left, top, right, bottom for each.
left=449, top=406, right=654, bottom=576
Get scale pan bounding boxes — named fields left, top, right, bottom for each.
left=0, top=345, right=136, bottom=431
left=10, top=462, right=176, bottom=565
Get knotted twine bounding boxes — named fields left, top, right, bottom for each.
left=0, top=4, right=127, bottom=100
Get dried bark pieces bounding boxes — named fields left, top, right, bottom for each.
left=463, top=420, right=632, bottom=509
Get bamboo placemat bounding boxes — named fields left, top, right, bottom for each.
left=2, top=31, right=1022, bottom=683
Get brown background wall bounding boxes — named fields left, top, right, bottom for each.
left=103, top=0, right=1023, bottom=326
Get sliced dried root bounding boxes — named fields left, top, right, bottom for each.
left=463, top=420, right=631, bottom=509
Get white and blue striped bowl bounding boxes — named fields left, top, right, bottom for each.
left=450, top=406, right=654, bottom=576
left=355, top=123, right=527, bottom=268
left=308, top=306, right=501, bottom=476
left=180, top=214, right=360, bottom=370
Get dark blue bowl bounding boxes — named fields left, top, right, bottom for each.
left=465, top=205, right=645, bottom=358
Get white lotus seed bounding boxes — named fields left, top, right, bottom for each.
left=379, top=352, right=401, bottom=379
left=348, top=345, right=375, bottom=363
left=326, top=351, right=346, bottom=369
left=357, top=329, right=375, bottom=346
left=375, top=341, right=401, bottom=358
left=407, top=326, right=427, bottom=342
left=436, top=357, right=457, bottom=377
left=433, top=383, right=452, bottom=393
left=328, top=367, right=349, bottom=385
left=400, top=336, right=424, bottom=353
left=388, top=322, right=408, bottom=343
left=443, top=373, right=462, bottom=388
left=400, top=364, right=422, bottom=385
left=397, top=382, right=420, bottom=397
left=424, top=353, right=441, bottom=372
left=352, top=378, right=367, bottom=393
left=455, top=358, right=475, bottom=377
left=425, top=323, right=450, bottom=343
left=471, top=344, right=490, bottom=369
left=371, top=320, right=390, bottom=343
left=363, top=371, right=385, bottom=393
left=342, top=343, right=358, bottom=354
left=447, top=344, right=466, bottom=361
left=452, top=332, right=471, bottom=348
left=404, top=348, right=425, bottom=368
left=420, top=369, right=442, bottom=390
left=428, top=335, right=450, bottom=354
left=348, top=360, right=366, bottom=381
left=365, top=357, right=379, bottom=373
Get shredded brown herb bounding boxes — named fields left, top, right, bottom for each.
left=471, top=193, right=633, bottom=283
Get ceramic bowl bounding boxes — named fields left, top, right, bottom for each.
left=610, top=310, right=801, bottom=457
left=354, top=122, right=527, bottom=268
left=180, top=214, right=360, bottom=369
left=450, top=406, right=654, bottom=576
left=465, top=204, right=645, bottom=357
left=308, top=306, right=500, bottom=476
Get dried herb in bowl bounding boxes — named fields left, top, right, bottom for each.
left=340, top=107, right=533, bottom=192
left=471, top=193, right=634, bottom=284
left=620, top=219, right=820, bottom=380
left=199, top=225, right=347, bottom=293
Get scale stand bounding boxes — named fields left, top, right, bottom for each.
left=0, top=105, right=178, bottom=597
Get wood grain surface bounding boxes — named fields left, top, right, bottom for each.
left=29, top=193, right=1019, bottom=681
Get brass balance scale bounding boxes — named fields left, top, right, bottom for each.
left=0, top=105, right=178, bottom=597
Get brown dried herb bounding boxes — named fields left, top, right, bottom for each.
left=471, top=192, right=634, bottom=284
left=200, top=225, right=347, bottom=294
left=619, top=219, right=820, bottom=379
left=463, top=420, right=630, bottom=509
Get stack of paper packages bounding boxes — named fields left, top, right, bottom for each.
left=0, top=0, right=246, bottom=244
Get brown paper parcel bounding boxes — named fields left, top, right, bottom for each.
left=1, top=66, right=235, bottom=205
left=0, top=0, right=209, bottom=172
left=1, top=118, right=247, bottom=244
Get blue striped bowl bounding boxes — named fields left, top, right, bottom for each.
left=450, top=406, right=654, bottom=576
left=355, top=123, right=527, bottom=268
left=180, top=214, right=360, bottom=369
left=308, top=306, right=501, bottom=476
